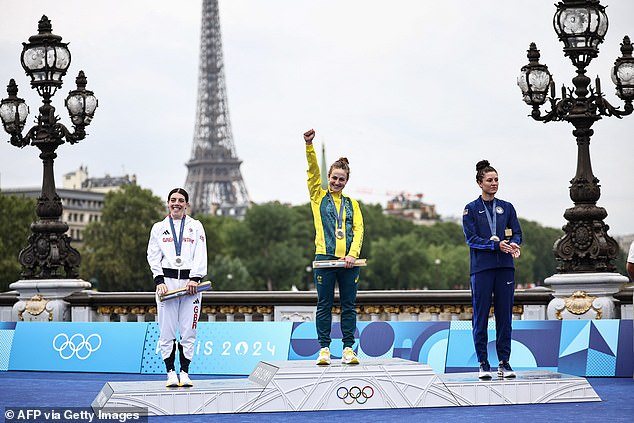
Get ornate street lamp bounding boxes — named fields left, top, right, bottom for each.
left=0, top=16, right=98, bottom=279
left=518, top=0, right=631, bottom=319
left=518, top=0, right=632, bottom=273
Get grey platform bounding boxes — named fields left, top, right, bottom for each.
left=91, top=359, right=600, bottom=416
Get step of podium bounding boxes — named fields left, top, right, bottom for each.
left=92, top=358, right=600, bottom=416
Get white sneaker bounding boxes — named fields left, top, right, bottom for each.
left=179, top=371, right=193, bottom=387
left=165, top=370, right=179, bottom=387
left=341, top=347, right=359, bottom=364
left=316, top=347, right=331, bottom=365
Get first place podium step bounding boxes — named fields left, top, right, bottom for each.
left=92, top=358, right=600, bottom=416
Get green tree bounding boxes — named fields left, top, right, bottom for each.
left=0, top=194, right=36, bottom=291
left=197, top=214, right=243, bottom=267
left=518, top=218, right=562, bottom=284
left=614, top=247, right=628, bottom=279
left=207, top=254, right=252, bottom=290
left=80, top=184, right=164, bottom=291
left=225, top=203, right=311, bottom=290
left=425, top=244, right=471, bottom=289
left=364, top=233, right=431, bottom=290
left=359, top=202, right=416, bottom=259
left=413, top=221, right=465, bottom=247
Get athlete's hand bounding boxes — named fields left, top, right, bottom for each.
left=186, top=280, right=199, bottom=295
left=343, top=255, right=356, bottom=268
left=500, top=240, right=514, bottom=255
left=156, top=283, right=168, bottom=295
left=510, top=242, right=521, bottom=258
left=304, top=129, right=315, bottom=143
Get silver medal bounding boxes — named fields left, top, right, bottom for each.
left=174, top=256, right=183, bottom=267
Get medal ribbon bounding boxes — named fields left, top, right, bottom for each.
left=481, top=198, right=497, bottom=239
left=327, top=192, right=345, bottom=233
left=168, top=215, right=186, bottom=257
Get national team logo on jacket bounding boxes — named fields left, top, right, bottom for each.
left=495, top=206, right=504, bottom=214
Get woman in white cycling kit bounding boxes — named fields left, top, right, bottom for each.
left=147, top=188, right=208, bottom=387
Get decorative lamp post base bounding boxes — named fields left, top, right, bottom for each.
left=19, top=219, right=81, bottom=279
left=544, top=272, right=628, bottom=320
left=9, top=279, right=92, bottom=321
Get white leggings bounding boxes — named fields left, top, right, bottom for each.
left=156, top=277, right=202, bottom=361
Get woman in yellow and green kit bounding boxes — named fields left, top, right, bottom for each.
left=303, top=128, right=364, bottom=366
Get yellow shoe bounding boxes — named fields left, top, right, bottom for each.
left=316, top=347, right=331, bottom=365
left=341, top=347, right=359, bottom=364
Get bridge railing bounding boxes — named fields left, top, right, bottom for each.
left=1, top=286, right=631, bottom=322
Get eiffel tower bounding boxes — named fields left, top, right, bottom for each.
left=185, top=0, right=250, bottom=217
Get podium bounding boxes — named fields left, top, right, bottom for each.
left=92, top=358, right=600, bottom=415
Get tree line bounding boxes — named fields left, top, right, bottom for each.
left=0, top=187, right=628, bottom=292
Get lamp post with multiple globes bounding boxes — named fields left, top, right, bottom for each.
left=517, top=0, right=632, bottom=319
left=0, top=16, right=98, bottom=280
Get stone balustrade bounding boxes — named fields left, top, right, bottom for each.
left=0, top=286, right=631, bottom=323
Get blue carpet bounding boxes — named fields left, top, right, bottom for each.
left=1, top=371, right=632, bottom=422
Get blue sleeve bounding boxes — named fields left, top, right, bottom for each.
left=508, top=204, right=522, bottom=245
left=462, top=203, right=498, bottom=251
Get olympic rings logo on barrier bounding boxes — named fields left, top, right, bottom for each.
left=52, top=333, right=102, bottom=360
left=336, top=385, right=374, bottom=405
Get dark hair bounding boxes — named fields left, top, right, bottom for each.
left=329, top=157, right=351, bottom=180
left=167, top=188, right=189, bottom=203
left=475, top=160, right=497, bottom=183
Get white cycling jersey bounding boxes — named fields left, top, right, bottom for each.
left=147, top=214, right=207, bottom=280
left=147, top=214, right=208, bottom=361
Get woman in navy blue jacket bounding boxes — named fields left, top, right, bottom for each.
left=463, top=160, right=522, bottom=380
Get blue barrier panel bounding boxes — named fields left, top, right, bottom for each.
left=0, top=322, right=16, bottom=371
left=288, top=321, right=451, bottom=374
left=9, top=322, right=148, bottom=373
left=558, top=319, right=631, bottom=377
left=141, top=322, right=293, bottom=375
left=3, top=320, right=631, bottom=376
left=615, top=319, right=633, bottom=377
left=445, top=320, right=562, bottom=373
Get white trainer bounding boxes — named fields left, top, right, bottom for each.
left=165, top=370, right=179, bottom=387
left=316, top=347, right=331, bottom=365
left=341, top=347, right=360, bottom=364
left=179, top=371, right=193, bottom=387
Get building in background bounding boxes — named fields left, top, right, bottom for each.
left=384, top=192, right=438, bottom=225
left=63, top=165, right=136, bottom=193
left=2, top=166, right=135, bottom=244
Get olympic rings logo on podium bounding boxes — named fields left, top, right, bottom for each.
left=52, top=333, right=102, bottom=360
left=336, top=385, right=374, bottom=404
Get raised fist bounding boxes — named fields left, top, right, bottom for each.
left=303, top=129, right=315, bottom=143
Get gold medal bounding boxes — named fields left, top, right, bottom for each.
left=490, top=235, right=500, bottom=242
left=336, top=229, right=345, bottom=239
left=174, top=256, right=183, bottom=267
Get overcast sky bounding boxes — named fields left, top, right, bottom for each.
left=1, top=1, right=633, bottom=236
